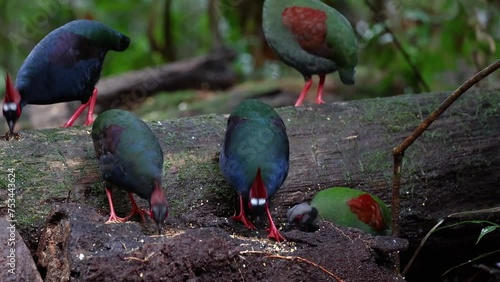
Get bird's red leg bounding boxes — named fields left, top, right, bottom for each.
left=105, top=188, right=128, bottom=223
left=63, top=88, right=97, bottom=127
left=63, top=100, right=91, bottom=127
left=265, top=204, right=285, bottom=242
left=83, top=88, right=98, bottom=126
left=123, top=193, right=147, bottom=222
left=315, top=74, right=326, bottom=105
left=232, top=196, right=256, bottom=229
left=295, top=78, right=313, bottom=107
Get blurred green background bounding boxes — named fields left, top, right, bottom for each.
left=0, top=0, right=499, bottom=127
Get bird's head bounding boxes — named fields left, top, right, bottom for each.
left=119, top=35, right=131, bottom=51
left=338, top=68, right=355, bottom=85
left=285, top=202, right=319, bottom=232
left=248, top=168, right=267, bottom=217
left=149, top=181, right=168, bottom=235
left=3, top=73, right=22, bottom=134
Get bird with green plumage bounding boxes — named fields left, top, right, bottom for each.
left=220, top=99, right=289, bottom=242
left=91, top=109, right=168, bottom=234
left=287, top=187, right=391, bottom=235
left=263, top=0, right=358, bottom=106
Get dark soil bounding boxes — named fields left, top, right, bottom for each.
left=33, top=203, right=406, bottom=282
left=3, top=90, right=500, bottom=281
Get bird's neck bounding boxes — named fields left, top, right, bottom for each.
left=150, top=180, right=167, bottom=207
left=5, top=74, right=21, bottom=105
left=248, top=168, right=267, bottom=212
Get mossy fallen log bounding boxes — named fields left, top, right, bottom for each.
left=1, top=88, right=499, bottom=280
left=2, top=88, right=500, bottom=231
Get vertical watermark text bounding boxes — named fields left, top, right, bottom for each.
left=6, top=168, right=16, bottom=275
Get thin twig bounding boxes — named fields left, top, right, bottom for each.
left=123, top=252, right=156, bottom=262
left=394, top=59, right=500, bottom=154
left=447, top=206, right=500, bottom=218
left=240, top=250, right=344, bottom=282
left=120, top=241, right=127, bottom=251
left=392, top=59, right=500, bottom=269
left=363, top=0, right=430, bottom=92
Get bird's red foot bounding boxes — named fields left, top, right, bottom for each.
left=105, top=190, right=144, bottom=224
left=295, top=79, right=314, bottom=107
left=315, top=74, right=326, bottom=105
left=105, top=189, right=129, bottom=223
left=265, top=205, right=285, bottom=242
left=233, top=196, right=256, bottom=229
left=63, top=87, right=97, bottom=127
left=106, top=213, right=129, bottom=223
left=106, top=207, right=146, bottom=224
left=232, top=196, right=257, bottom=229
left=83, top=118, right=94, bottom=126
left=4, top=132, right=20, bottom=141
left=315, top=98, right=325, bottom=105
left=142, top=209, right=152, bottom=222
left=232, top=213, right=256, bottom=230
left=83, top=88, right=98, bottom=126
left=63, top=102, right=89, bottom=127
left=124, top=193, right=147, bottom=222
left=267, top=224, right=285, bottom=242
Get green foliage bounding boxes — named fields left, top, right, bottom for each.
left=477, top=225, right=499, bottom=244
left=407, top=217, right=500, bottom=277
left=436, top=220, right=500, bottom=245
left=360, top=0, right=498, bottom=94
left=0, top=0, right=498, bottom=108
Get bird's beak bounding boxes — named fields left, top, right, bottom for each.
left=156, top=222, right=162, bottom=235
left=284, top=222, right=294, bottom=231
left=7, top=120, right=15, bottom=135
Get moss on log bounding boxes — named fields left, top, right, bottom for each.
left=1, top=88, right=499, bottom=240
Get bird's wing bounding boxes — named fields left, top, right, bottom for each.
left=347, top=194, right=386, bottom=232
left=281, top=6, right=334, bottom=60
left=94, top=124, right=139, bottom=190
left=222, top=115, right=247, bottom=158
left=48, top=32, right=103, bottom=68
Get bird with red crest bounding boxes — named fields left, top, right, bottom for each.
left=220, top=99, right=289, bottom=242
left=3, top=19, right=130, bottom=140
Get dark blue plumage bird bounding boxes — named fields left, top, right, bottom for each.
left=3, top=19, right=130, bottom=139
left=91, top=109, right=167, bottom=234
left=220, top=99, right=289, bottom=242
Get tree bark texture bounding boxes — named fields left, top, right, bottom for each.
left=1, top=89, right=499, bottom=241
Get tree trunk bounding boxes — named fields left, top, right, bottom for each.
left=3, top=88, right=500, bottom=232
left=2, top=88, right=500, bottom=280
